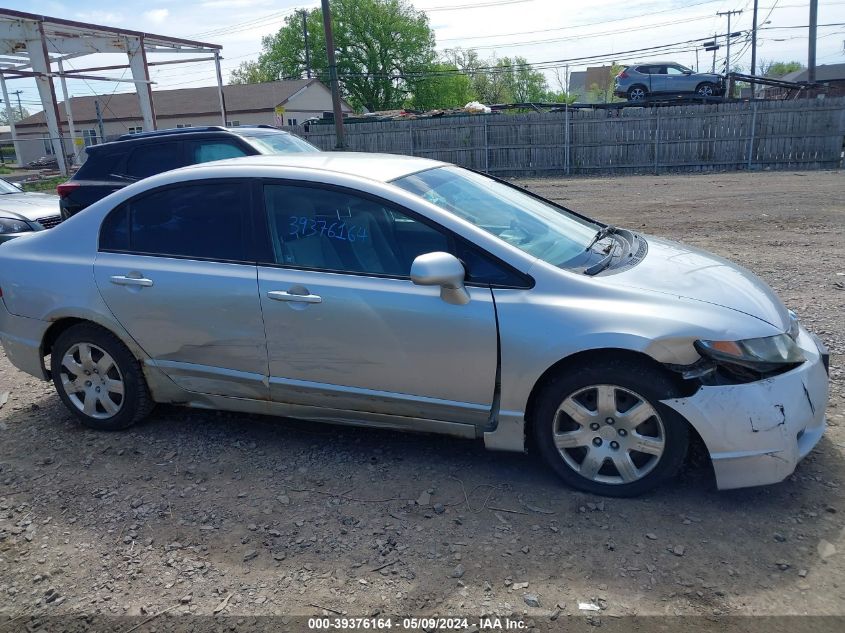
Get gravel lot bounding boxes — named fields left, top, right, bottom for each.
left=0, top=170, right=843, bottom=629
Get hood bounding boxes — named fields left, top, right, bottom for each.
left=0, top=192, right=61, bottom=222
left=604, top=236, right=790, bottom=330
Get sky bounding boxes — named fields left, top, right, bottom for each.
left=5, top=0, right=845, bottom=115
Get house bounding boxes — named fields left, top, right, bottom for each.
left=762, top=63, right=845, bottom=99
left=568, top=66, right=615, bottom=102
left=13, top=79, right=353, bottom=166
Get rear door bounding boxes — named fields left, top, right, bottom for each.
left=94, top=179, right=268, bottom=400
left=646, top=65, right=669, bottom=93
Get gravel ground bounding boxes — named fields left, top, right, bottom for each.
left=0, top=170, right=843, bottom=629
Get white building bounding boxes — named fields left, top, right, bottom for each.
left=14, top=79, right=352, bottom=166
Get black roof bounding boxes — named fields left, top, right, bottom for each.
left=116, top=124, right=281, bottom=141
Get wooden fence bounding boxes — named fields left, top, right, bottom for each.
left=284, top=98, right=845, bottom=177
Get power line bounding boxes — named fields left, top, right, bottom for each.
left=421, top=0, right=536, bottom=11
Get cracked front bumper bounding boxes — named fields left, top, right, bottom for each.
left=661, top=326, right=829, bottom=490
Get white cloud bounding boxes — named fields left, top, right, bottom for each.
left=144, top=9, right=170, bottom=24
left=75, top=11, right=123, bottom=24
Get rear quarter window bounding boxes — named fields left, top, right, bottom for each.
left=75, top=150, right=125, bottom=180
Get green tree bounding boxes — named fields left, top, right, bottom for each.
left=587, top=63, right=624, bottom=103
left=497, top=56, right=548, bottom=103
left=760, top=60, right=804, bottom=78
left=230, top=0, right=436, bottom=112
left=0, top=106, right=30, bottom=125
left=407, top=63, right=474, bottom=110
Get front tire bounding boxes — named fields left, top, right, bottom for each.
left=51, top=323, right=154, bottom=430
left=532, top=358, right=689, bottom=497
left=696, top=82, right=718, bottom=97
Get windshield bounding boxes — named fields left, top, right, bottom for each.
left=393, top=166, right=599, bottom=268
left=0, top=179, right=21, bottom=194
left=239, top=132, right=319, bottom=154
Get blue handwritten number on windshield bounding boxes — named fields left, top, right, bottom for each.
left=288, top=216, right=369, bottom=243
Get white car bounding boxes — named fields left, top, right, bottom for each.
left=0, top=153, right=829, bottom=496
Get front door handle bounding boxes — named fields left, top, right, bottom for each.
left=110, top=275, right=154, bottom=287
left=267, top=290, right=322, bottom=304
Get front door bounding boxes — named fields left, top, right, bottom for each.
left=94, top=180, right=268, bottom=400
left=256, top=182, right=499, bottom=427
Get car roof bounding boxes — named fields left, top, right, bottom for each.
left=630, top=61, right=689, bottom=66
left=88, top=126, right=292, bottom=152
left=180, top=152, right=447, bottom=183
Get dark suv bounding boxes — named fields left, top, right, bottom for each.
left=58, top=125, right=318, bottom=219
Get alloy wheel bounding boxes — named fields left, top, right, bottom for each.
left=553, top=384, right=665, bottom=485
left=697, top=85, right=715, bottom=97
left=629, top=87, right=646, bottom=101
left=59, top=342, right=125, bottom=419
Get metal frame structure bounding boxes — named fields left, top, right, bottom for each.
left=0, top=9, right=224, bottom=175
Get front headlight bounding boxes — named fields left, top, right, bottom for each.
left=696, top=334, right=806, bottom=373
left=0, top=217, right=33, bottom=234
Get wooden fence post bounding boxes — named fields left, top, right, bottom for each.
left=564, top=105, right=571, bottom=175
left=653, top=109, right=661, bottom=175
left=747, top=101, right=758, bottom=170
left=484, top=117, right=490, bottom=172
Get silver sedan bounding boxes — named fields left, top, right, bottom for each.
left=0, top=154, right=829, bottom=496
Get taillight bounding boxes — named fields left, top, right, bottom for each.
left=617, top=70, right=629, bottom=79
left=56, top=182, right=80, bottom=199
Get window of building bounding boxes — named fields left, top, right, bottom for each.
left=127, top=126, right=143, bottom=134
left=226, top=120, right=241, bottom=127
left=82, top=129, right=98, bottom=147
left=287, top=118, right=298, bottom=126
left=176, top=123, right=193, bottom=128
left=100, top=182, right=247, bottom=262
left=42, top=137, right=55, bottom=155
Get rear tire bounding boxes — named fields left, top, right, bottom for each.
left=532, top=358, right=689, bottom=497
left=51, top=323, right=154, bottom=431
left=627, top=86, right=648, bottom=102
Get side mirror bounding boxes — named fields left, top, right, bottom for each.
left=410, top=251, right=470, bottom=305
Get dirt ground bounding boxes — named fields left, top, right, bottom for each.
left=0, top=170, right=843, bottom=629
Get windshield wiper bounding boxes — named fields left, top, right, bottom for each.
left=585, top=224, right=617, bottom=251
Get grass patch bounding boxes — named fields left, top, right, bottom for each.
left=21, top=177, right=65, bottom=193
left=0, top=166, right=12, bottom=174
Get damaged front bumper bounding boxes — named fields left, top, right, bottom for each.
left=661, top=326, right=829, bottom=490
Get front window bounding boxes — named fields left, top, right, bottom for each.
left=239, top=132, right=318, bottom=154
left=393, top=166, right=599, bottom=269
left=667, top=65, right=691, bottom=75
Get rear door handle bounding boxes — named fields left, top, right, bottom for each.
left=110, top=275, right=154, bottom=287
left=267, top=290, right=322, bottom=304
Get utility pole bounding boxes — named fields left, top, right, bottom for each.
left=321, top=0, right=345, bottom=149
left=712, top=34, right=717, bottom=73
left=695, top=48, right=700, bottom=73
left=749, top=0, right=759, bottom=96
left=750, top=0, right=759, bottom=76
left=808, top=0, right=818, bottom=84
left=301, top=10, right=311, bottom=79
left=716, top=9, right=742, bottom=74
left=11, top=89, right=23, bottom=118
left=94, top=100, right=106, bottom=145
